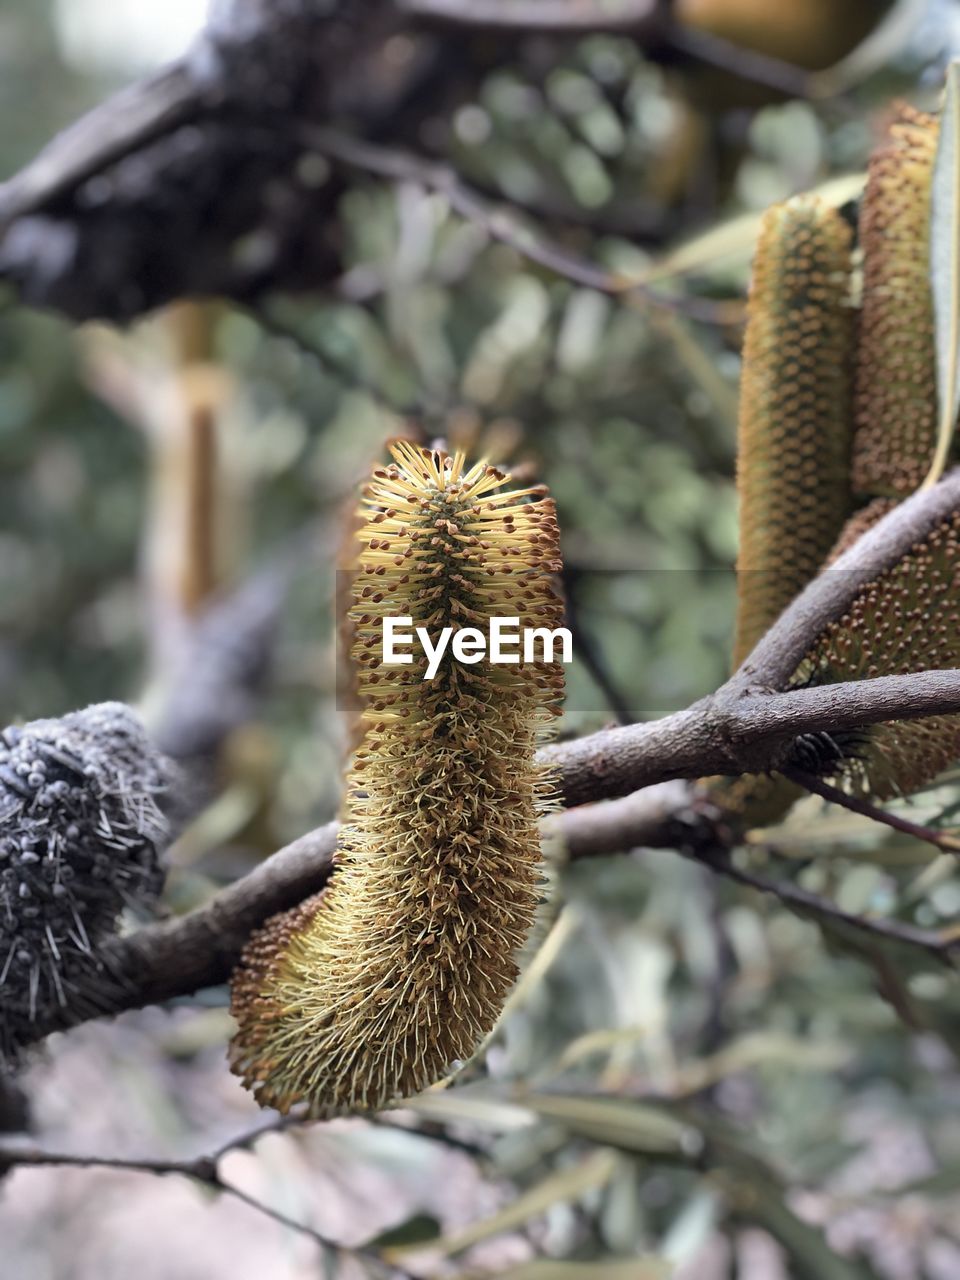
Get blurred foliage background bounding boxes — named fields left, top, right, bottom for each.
left=4, top=2, right=960, bottom=1278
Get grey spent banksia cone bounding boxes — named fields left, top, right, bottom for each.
left=0, top=702, right=172, bottom=1064
left=230, top=441, right=565, bottom=1116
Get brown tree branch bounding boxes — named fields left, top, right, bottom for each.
left=727, top=473, right=960, bottom=696
left=0, top=0, right=807, bottom=321
left=0, top=63, right=203, bottom=229
left=540, top=470, right=960, bottom=802
left=96, top=821, right=339, bottom=1013
left=13, top=470, right=960, bottom=1047
left=784, top=768, right=960, bottom=857
left=546, top=668, right=960, bottom=807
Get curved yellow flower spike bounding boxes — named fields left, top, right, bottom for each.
left=230, top=442, right=564, bottom=1116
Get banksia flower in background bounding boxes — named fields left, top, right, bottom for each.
left=231, top=442, right=565, bottom=1116
left=733, top=193, right=854, bottom=667
left=798, top=513, right=960, bottom=800
left=850, top=105, right=940, bottom=500
left=710, top=104, right=960, bottom=823
left=798, top=106, right=960, bottom=800
left=714, top=195, right=854, bottom=825
left=0, top=703, right=172, bottom=1063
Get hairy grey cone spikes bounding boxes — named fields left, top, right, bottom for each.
left=0, top=702, right=174, bottom=1064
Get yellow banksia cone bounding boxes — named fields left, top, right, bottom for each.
left=851, top=105, right=939, bottom=499
left=230, top=442, right=565, bottom=1115
left=733, top=193, right=855, bottom=668
left=716, top=106, right=960, bottom=822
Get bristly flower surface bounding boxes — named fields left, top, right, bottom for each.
left=0, top=702, right=171, bottom=1063
left=716, top=194, right=853, bottom=826
left=231, top=442, right=565, bottom=1116
left=733, top=193, right=854, bottom=668
left=797, top=513, right=960, bottom=799
left=851, top=105, right=940, bottom=499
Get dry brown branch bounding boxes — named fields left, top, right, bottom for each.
left=0, top=0, right=816, bottom=320
left=11, top=470, right=960, bottom=1048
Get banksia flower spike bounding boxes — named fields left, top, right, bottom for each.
left=851, top=105, right=940, bottom=499
left=0, top=703, right=171, bottom=1063
left=713, top=196, right=854, bottom=825
left=231, top=442, right=565, bottom=1116
left=733, top=193, right=854, bottom=667
left=798, top=513, right=960, bottom=800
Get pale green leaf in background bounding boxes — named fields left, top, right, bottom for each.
left=481, top=1259, right=672, bottom=1280
left=516, top=1093, right=702, bottom=1161
left=925, top=57, right=960, bottom=488
left=384, top=1150, right=618, bottom=1260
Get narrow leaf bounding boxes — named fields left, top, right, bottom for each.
left=402, top=1091, right=535, bottom=1131
left=643, top=173, right=865, bottom=284
left=383, top=1151, right=618, bottom=1260
left=924, top=58, right=960, bottom=487
left=807, top=0, right=928, bottom=96
left=516, top=1093, right=702, bottom=1161
left=488, top=1259, right=672, bottom=1280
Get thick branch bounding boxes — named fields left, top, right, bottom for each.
left=0, top=0, right=802, bottom=320
left=15, top=473, right=960, bottom=1044
left=728, top=471, right=960, bottom=695
left=28, top=797, right=692, bottom=1042
left=0, top=64, right=203, bottom=228
left=95, top=822, right=338, bottom=1012
left=546, top=668, right=960, bottom=807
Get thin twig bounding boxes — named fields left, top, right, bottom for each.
left=209, top=1111, right=303, bottom=1161
left=784, top=768, right=960, bottom=858
left=369, top=1112, right=490, bottom=1161
left=248, top=304, right=429, bottom=421
left=0, top=1137, right=417, bottom=1277
left=663, top=22, right=815, bottom=99
left=563, top=567, right=635, bottom=725
left=709, top=854, right=957, bottom=961
left=301, top=125, right=744, bottom=327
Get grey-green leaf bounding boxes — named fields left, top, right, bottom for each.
left=926, top=58, right=960, bottom=487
